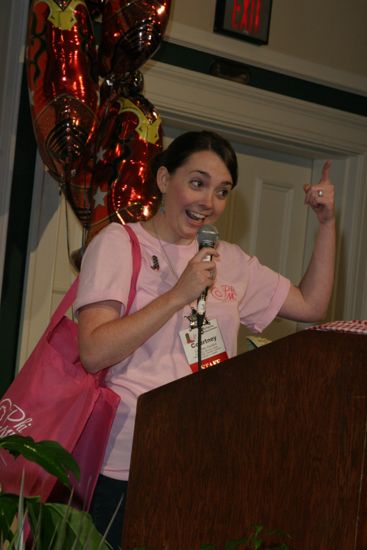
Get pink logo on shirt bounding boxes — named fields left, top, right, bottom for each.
left=210, top=285, right=237, bottom=303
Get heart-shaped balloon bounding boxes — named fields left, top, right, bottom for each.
left=26, top=0, right=99, bottom=183
left=87, top=80, right=162, bottom=241
left=98, top=0, right=172, bottom=78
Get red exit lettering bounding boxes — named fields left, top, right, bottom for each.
left=231, top=0, right=262, bottom=33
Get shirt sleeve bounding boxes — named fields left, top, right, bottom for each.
left=74, top=223, right=133, bottom=315
left=237, top=249, right=291, bottom=333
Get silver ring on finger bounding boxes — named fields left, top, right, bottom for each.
left=317, top=189, right=324, bottom=197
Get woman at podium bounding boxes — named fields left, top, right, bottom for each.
left=75, top=130, right=335, bottom=548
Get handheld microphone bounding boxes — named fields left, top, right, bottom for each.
left=196, top=224, right=219, bottom=318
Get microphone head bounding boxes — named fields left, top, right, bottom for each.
left=197, top=224, right=219, bottom=249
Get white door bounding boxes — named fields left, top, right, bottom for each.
left=216, top=143, right=312, bottom=353
left=18, top=130, right=312, bottom=367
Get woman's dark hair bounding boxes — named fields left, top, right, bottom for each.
left=150, top=130, right=238, bottom=193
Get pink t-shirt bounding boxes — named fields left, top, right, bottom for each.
left=75, top=222, right=290, bottom=480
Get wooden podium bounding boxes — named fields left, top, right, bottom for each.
left=122, top=330, right=367, bottom=549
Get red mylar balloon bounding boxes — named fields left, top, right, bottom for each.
left=98, top=0, right=172, bottom=78
left=65, top=71, right=145, bottom=228
left=65, top=155, right=95, bottom=226
left=26, top=0, right=99, bottom=184
left=87, top=86, right=162, bottom=242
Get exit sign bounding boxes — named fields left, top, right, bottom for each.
left=214, top=0, right=273, bottom=45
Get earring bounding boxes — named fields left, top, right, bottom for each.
left=160, top=193, right=166, bottom=213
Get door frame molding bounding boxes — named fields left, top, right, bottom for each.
left=167, top=20, right=367, bottom=96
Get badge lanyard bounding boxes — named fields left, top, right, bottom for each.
left=150, top=218, right=228, bottom=372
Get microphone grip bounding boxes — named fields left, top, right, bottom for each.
left=196, top=250, right=213, bottom=316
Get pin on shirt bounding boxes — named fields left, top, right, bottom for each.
left=151, top=255, right=160, bottom=270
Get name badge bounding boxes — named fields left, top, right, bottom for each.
left=179, top=319, right=228, bottom=373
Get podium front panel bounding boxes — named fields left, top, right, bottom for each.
left=122, top=330, right=367, bottom=549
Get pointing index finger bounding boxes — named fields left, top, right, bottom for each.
left=320, top=160, right=332, bottom=183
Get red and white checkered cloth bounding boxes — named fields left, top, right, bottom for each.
left=308, top=320, right=367, bottom=334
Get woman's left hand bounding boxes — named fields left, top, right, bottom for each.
left=303, top=160, right=335, bottom=224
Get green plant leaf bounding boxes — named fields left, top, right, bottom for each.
left=0, top=494, right=19, bottom=542
left=27, top=500, right=112, bottom=549
left=244, top=523, right=290, bottom=549
left=0, top=435, right=80, bottom=487
left=0, top=494, right=42, bottom=547
left=224, top=535, right=250, bottom=549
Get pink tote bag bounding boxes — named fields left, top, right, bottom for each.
left=0, top=225, right=141, bottom=509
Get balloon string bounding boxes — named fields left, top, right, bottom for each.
left=115, top=210, right=126, bottom=226
left=64, top=192, right=72, bottom=263
left=64, top=191, right=87, bottom=277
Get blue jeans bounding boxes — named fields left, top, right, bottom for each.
left=89, top=474, right=128, bottom=549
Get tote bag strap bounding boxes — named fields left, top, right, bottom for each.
left=47, top=224, right=142, bottom=333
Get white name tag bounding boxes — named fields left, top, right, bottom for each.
left=179, top=319, right=228, bottom=373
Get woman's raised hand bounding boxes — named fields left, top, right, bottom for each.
left=303, top=160, right=335, bottom=224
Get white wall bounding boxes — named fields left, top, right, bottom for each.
left=170, top=0, right=367, bottom=79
